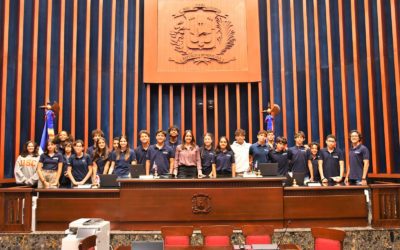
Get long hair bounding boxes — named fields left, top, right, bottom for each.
left=93, top=137, right=109, bottom=162
left=215, top=136, right=232, bottom=153
left=117, top=135, right=131, bottom=161
left=44, top=139, right=57, bottom=155
left=21, top=141, right=39, bottom=157
left=182, top=130, right=196, bottom=148
left=200, top=133, right=214, bottom=159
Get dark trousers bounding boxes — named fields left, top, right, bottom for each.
left=177, top=165, right=198, bottom=178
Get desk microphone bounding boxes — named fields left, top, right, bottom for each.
left=277, top=220, right=291, bottom=248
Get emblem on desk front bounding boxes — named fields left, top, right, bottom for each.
left=192, top=193, right=212, bottom=214
left=169, top=4, right=236, bottom=65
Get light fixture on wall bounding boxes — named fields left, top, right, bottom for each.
left=197, top=100, right=214, bottom=110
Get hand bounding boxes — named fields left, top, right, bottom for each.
left=209, top=173, right=215, bottom=178
left=44, top=181, right=50, bottom=188
left=198, top=174, right=206, bottom=179
left=310, top=177, right=314, bottom=182
left=64, top=171, right=69, bottom=177
left=322, top=178, right=328, bottom=183
left=50, top=181, right=59, bottom=187
left=344, top=177, right=349, bottom=185
left=334, top=176, right=343, bottom=183
left=361, top=179, right=367, bottom=185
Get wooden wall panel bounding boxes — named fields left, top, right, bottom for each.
left=14, top=0, right=24, bottom=157
left=338, top=0, right=350, bottom=170
left=0, top=0, right=400, bottom=179
left=325, top=0, right=336, bottom=134
left=390, top=0, right=400, bottom=143
left=0, top=0, right=10, bottom=179
left=377, top=0, right=394, bottom=172
left=364, top=0, right=379, bottom=173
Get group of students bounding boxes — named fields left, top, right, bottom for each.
left=14, top=125, right=370, bottom=188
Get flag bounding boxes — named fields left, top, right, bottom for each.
left=39, top=109, right=55, bottom=154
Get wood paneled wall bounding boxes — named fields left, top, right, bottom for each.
left=0, top=0, right=399, bottom=179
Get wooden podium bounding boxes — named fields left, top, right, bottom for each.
left=118, top=177, right=285, bottom=230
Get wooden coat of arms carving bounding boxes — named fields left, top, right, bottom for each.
left=144, top=0, right=261, bottom=83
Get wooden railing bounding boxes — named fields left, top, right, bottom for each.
left=370, top=184, right=400, bottom=228
left=0, top=187, right=33, bottom=232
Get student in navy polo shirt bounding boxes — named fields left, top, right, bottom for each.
left=37, top=139, right=63, bottom=188
left=215, top=136, right=236, bottom=177
left=268, top=136, right=291, bottom=176
left=166, top=125, right=181, bottom=155
left=92, top=137, right=110, bottom=185
left=288, top=131, right=312, bottom=179
left=307, top=142, right=321, bottom=182
left=55, top=130, right=73, bottom=155
left=318, top=134, right=344, bottom=183
left=345, top=130, right=370, bottom=185
left=108, top=135, right=137, bottom=177
left=87, top=129, right=104, bottom=158
left=112, top=137, right=120, bottom=153
left=200, top=133, right=216, bottom=178
left=60, top=141, right=73, bottom=188
left=146, top=130, right=174, bottom=175
left=67, top=140, right=93, bottom=186
left=266, top=130, right=276, bottom=151
left=135, top=130, right=150, bottom=164
left=249, top=130, right=270, bottom=170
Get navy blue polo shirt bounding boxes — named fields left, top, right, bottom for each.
left=60, top=154, right=73, bottom=187
left=94, top=154, right=110, bottom=174
left=86, top=145, right=95, bottom=159
left=134, top=145, right=149, bottom=164
left=111, top=149, right=137, bottom=177
left=249, top=142, right=269, bottom=165
left=166, top=139, right=180, bottom=156
left=288, top=145, right=310, bottom=174
left=309, top=154, right=321, bottom=181
left=200, top=147, right=216, bottom=174
left=39, top=153, right=63, bottom=170
left=319, top=147, right=344, bottom=178
left=68, top=154, right=92, bottom=182
left=268, top=150, right=291, bottom=176
left=349, top=144, right=370, bottom=180
left=266, top=143, right=276, bottom=151
left=215, top=150, right=235, bottom=174
left=146, top=144, right=174, bottom=175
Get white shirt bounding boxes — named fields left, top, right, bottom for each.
left=231, top=141, right=251, bottom=172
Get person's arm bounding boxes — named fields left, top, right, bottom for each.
left=337, top=160, right=344, bottom=182
left=145, top=160, right=151, bottom=175
left=211, top=163, right=217, bottom=178
left=51, top=162, right=63, bottom=186
left=248, top=146, right=253, bottom=170
left=362, top=159, right=370, bottom=185
left=92, top=162, right=98, bottom=184
left=169, top=157, right=174, bottom=175
left=103, top=161, right=110, bottom=175
left=231, top=163, right=236, bottom=177
left=318, top=160, right=327, bottom=183
left=80, top=165, right=93, bottom=185
left=67, top=166, right=78, bottom=186
left=130, top=150, right=137, bottom=165
left=108, top=161, right=115, bottom=174
left=308, top=160, right=314, bottom=181
left=173, top=146, right=180, bottom=176
left=37, top=162, right=49, bottom=188
left=14, top=157, right=28, bottom=184
left=196, top=147, right=203, bottom=177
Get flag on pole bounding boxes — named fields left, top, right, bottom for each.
left=39, top=109, right=56, bottom=154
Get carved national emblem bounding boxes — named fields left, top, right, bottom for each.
left=192, top=193, right=212, bottom=214
left=169, top=4, right=236, bottom=65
